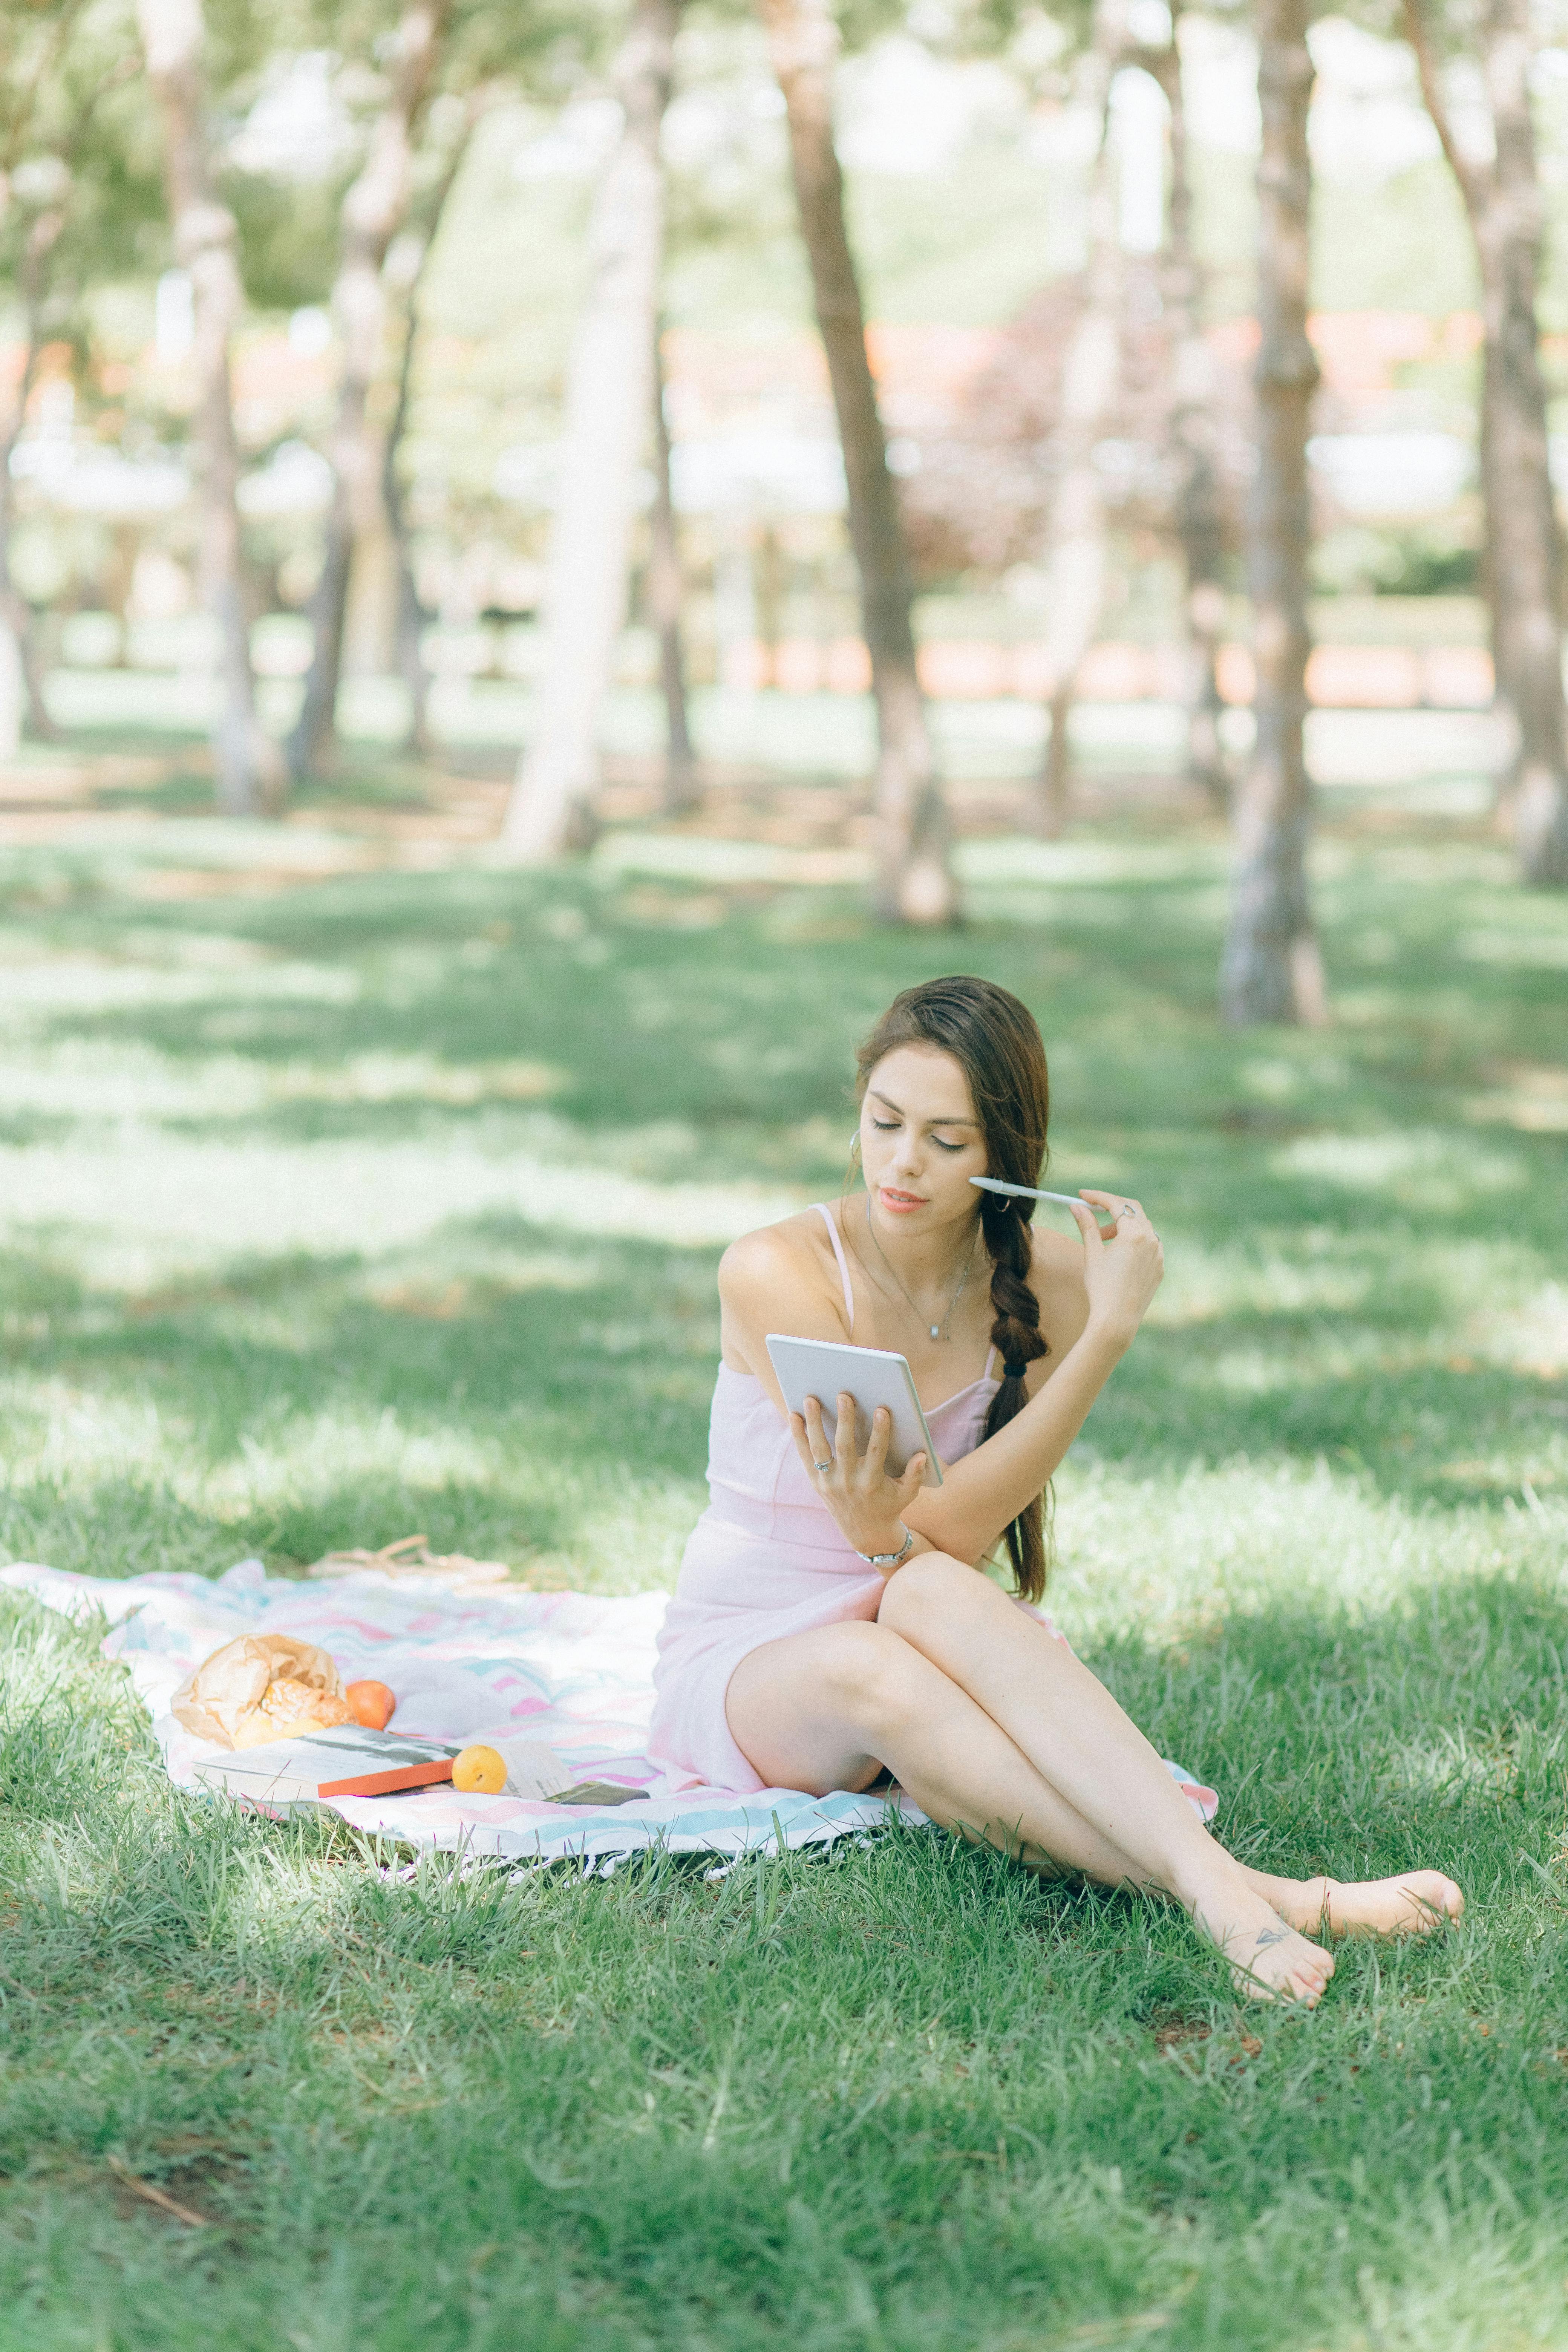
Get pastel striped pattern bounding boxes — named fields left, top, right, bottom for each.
left=1, top=1556, right=1217, bottom=1868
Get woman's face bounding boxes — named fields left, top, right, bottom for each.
left=859, top=1044, right=988, bottom=1231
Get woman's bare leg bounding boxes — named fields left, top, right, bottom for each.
left=728, top=1621, right=1180, bottom=1882
left=879, top=1559, right=1462, bottom=1937
left=726, top=1614, right=1335, bottom=2002
left=875, top=1555, right=1349, bottom=1993
left=728, top=1582, right=1461, bottom=1974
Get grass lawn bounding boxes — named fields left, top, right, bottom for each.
left=1, top=796, right=1566, bottom=2351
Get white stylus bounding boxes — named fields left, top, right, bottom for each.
left=970, top=1177, right=1100, bottom=1208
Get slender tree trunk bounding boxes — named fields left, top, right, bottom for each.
left=759, top=0, right=957, bottom=923
left=1406, top=0, right=1568, bottom=886
left=648, top=314, right=697, bottom=813
left=1219, top=0, right=1325, bottom=1025
left=499, top=0, right=680, bottom=859
left=380, top=105, right=481, bottom=760
left=136, top=0, right=282, bottom=815
left=1155, top=4, right=1228, bottom=808
left=288, top=0, right=449, bottom=780
left=383, top=311, right=432, bottom=758
left=1029, top=0, right=1125, bottom=840
left=0, top=210, right=64, bottom=749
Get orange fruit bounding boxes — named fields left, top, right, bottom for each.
left=452, top=1743, right=508, bottom=1795
left=344, top=1679, right=396, bottom=1730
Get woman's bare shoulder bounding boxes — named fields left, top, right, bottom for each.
left=719, top=1208, right=850, bottom=1363
left=719, top=1209, right=834, bottom=1302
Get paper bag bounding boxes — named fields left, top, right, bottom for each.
left=173, top=1633, right=352, bottom=1750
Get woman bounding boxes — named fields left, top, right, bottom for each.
left=650, top=976, right=1461, bottom=2002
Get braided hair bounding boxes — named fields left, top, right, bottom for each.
left=854, top=976, right=1052, bottom=1601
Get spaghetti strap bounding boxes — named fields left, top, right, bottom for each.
left=813, top=1202, right=856, bottom=1334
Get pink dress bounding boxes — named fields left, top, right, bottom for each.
left=649, top=1203, right=1000, bottom=1794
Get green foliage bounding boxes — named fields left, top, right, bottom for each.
left=222, top=171, right=347, bottom=316
left=0, top=801, right=1565, bottom=2347
left=0, top=0, right=164, bottom=354
left=1313, top=519, right=1481, bottom=597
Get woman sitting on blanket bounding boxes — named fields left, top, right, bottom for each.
left=650, top=974, right=1462, bottom=2004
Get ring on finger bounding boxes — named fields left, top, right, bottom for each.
left=813, top=1457, right=834, bottom=1473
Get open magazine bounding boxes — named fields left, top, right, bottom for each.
left=194, top=1724, right=462, bottom=1805
left=193, top=1724, right=638, bottom=1812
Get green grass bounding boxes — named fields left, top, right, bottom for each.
left=1, top=802, right=1566, bottom=2352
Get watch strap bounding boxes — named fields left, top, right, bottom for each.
left=856, top=1524, right=914, bottom=1568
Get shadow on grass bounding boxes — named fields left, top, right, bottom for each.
left=3, top=1556, right=1568, bottom=2349
left=25, top=858, right=1563, bottom=1191
left=1, top=1188, right=1561, bottom=1597
left=0, top=1228, right=717, bottom=1578
left=4, top=819, right=1568, bottom=2345
left=1089, top=1567, right=1568, bottom=1880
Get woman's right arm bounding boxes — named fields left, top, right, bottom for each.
left=718, top=1224, right=851, bottom=1396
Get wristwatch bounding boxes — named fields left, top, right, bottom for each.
left=855, top=1524, right=915, bottom=1568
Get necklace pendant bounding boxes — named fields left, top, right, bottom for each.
left=930, top=1324, right=940, bottom=1340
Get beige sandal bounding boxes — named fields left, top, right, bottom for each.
left=306, top=1532, right=512, bottom=1593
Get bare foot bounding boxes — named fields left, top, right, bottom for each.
left=1194, top=1889, right=1336, bottom=2005
left=1282, top=1871, right=1464, bottom=1940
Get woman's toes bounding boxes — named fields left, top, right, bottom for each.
left=1324, top=1871, right=1465, bottom=1937
left=1233, top=1919, right=1335, bottom=2004
left=1265, top=1957, right=1326, bottom=2007
left=1393, top=1871, right=1462, bottom=1928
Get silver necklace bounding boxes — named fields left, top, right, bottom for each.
left=861, top=1196, right=980, bottom=1342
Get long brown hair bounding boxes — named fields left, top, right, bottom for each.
left=854, top=976, right=1052, bottom=1602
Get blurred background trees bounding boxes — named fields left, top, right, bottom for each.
left=1405, top=0, right=1568, bottom=884
left=501, top=0, right=681, bottom=861
left=1220, top=0, right=1323, bottom=1024
left=0, top=0, right=155, bottom=751
left=3, top=0, right=1568, bottom=1004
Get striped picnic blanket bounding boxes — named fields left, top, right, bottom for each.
left=2, top=1557, right=1217, bottom=1868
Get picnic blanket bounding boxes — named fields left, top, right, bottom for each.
left=1, top=1557, right=1218, bottom=1868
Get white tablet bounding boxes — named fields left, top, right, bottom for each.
left=764, top=1334, right=945, bottom=1488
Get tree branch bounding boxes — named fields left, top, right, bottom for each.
left=1403, top=0, right=1488, bottom=220
left=0, top=0, right=89, bottom=172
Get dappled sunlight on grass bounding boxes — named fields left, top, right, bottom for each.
left=0, top=1135, right=804, bottom=1289
left=1050, top=1455, right=1565, bottom=1650
left=1149, top=1246, right=1377, bottom=1325
left=1274, top=1126, right=1526, bottom=1207
left=1, top=810, right=1566, bottom=2349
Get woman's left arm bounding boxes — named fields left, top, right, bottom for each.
left=906, top=1194, right=1161, bottom=1560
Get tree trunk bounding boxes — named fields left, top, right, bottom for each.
left=0, top=209, right=64, bottom=750
left=383, top=299, right=432, bottom=757
left=499, top=0, right=680, bottom=860
left=1039, top=684, right=1074, bottom=838
left=1219, top=0, right=1325, bottom=1026
left=759, top=0, right=957, bottom=924
left=380, top=105, right=481, bottom=760
left=1028, top=0, right=1126, bottom=841
left=648, top=314, right=697, bottom=813
left=1155, top=4, right=1228, bottom=810
left=1406, top=0, right=1568, bottom=886
left=288, top=0, right=450, bottom=781
left=136, top=0, right=282, bottom=816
